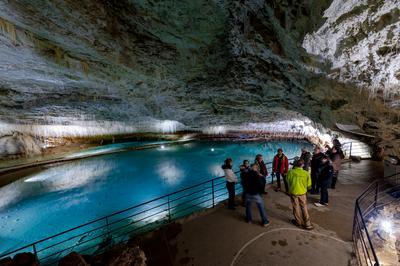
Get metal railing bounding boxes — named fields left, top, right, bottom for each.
left=0, top=157, right=292, bottom=265
left=352, top=173, right=400, bottom=266
left=342, top=141, right=371, bottom=159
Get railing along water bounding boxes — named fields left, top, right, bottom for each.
left=352, top=173, right=400, bottom=266
left=0, top=157, right=293, bottom=265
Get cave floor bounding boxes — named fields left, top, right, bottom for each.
left=141, top=160, right=384, bottom=266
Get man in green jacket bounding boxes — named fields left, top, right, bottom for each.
left=286, top=158, right=314, bottom=230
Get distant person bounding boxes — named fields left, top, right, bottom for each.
left=254, top=154, right=268, bottom=194
left=222, top=158, right=238, bottom=210
left=324, top=144, right=332, bottom=157
left=240, top=160, right=251, bottom=206
left=286, top=158, right=313, bottom=230
left=332, top=138, right=342, bottom=149
left=310, top=146, right=324, bottom=194
left=314, top=155, right=333, bottom=207
left=272, top=148, right=289, bottom=192
left=300, top=148, right=312, bottom=171
left=329, top=147, right=342, bottom=189
left=242, top=163, right=270, bottom=227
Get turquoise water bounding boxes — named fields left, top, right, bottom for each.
left=0, top=140, right=311, bottom=258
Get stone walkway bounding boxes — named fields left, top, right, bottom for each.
left=141, top=160, right=383, bottom=266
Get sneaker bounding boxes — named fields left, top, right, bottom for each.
left=263, top=221, right=271, bottom=227
left=304, top=225, right=314, bottom=230
left=274, top=187, right=281, bottom=192
left=323, top=203, right=329, bottom=206
left=314, top=202, right=325, bottom=207
left=290, top=219, right=301, bottom=227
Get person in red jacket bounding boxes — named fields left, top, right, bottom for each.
left=272, top=148, right=289, bottom=192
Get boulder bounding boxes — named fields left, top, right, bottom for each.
left=13, top=253, right=39, bottom=266
left=58, top=252, right=89, bottom=266
left=0, top=257, right=14, bottom=266
left=106, top=246, right=146, bottom=266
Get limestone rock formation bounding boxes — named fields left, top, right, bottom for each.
left=0, top=132, right=42, bottom=157
left=0, top=0, right=399, bottom=154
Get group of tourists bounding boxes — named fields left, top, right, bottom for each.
left=221, top=139, right=344, bottom=229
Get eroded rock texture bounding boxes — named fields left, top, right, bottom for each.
left=0, top=0, right=399, bottom=153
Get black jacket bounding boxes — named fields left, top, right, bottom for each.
left=311, top=153, right=324, bottom=175
left=242, top=170, right=264, bottom=195
left=318, top=163, right=333, bottom=182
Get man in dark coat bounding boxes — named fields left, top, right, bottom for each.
left=242, top=164, right=270, bottom=226
left=314, top=155, right=333, bottom=207
left=310, top=146, right=324, bottom=194
left=255, top=154, right=268, bottom=194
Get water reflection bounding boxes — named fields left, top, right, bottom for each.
left=0, top=159, right=115, bottom=211
left=157, top=160, right=184, bottom=186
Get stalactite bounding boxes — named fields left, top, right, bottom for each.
left=0, top=17, right=17, bottom=44
left=81, top=61, right=89, bottom=76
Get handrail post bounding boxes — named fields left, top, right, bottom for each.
left=32, top=244, right=38, bottom=260
left=167, top=195, right=171, bottom=222
left=349, top=142, right=352, bottom=157
left=105, top=216, right=111, bottom=238
left=374, top=183, right=378, bottom=208
left=212, top=179, right=215, bottom=208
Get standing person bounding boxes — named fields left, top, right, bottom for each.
left=310, top=146, right=324, bottom=194
left=330, top=147, right=342, bottom=189
left=243, top=164, right=270, bottom=226
left=286, top=158, right=314, bottom=230
left=314, top=155, right=333, bottom=207
left=272, top=148, right=289, bottom=192
left=255, top=154, right=268, bottom=194
left=332, top=138, right=342, bottom=149
left=300, top=148, right=312, bottom=171
left=240, top=160, right=251, bottom=206
left=222, top=158, right=238, bottom=210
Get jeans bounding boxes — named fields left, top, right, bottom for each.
left=226, top=182, right=236, bottom=209
left=245, top=194, right=269, bottom=224
left=276, top=172, right=289, bottom=192
left=311, top=172, right=319, bottom=193
left=320, top=179, right=331, bottom=204
left=331, top=171, right=339, bottom=189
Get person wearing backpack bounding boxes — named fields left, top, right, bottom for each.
left=239, top=160, right=251, bottom=206
left=329, top=147, right=342, bottom=189
left=314, top=155, right=333, bottom=207
left=242, top=163, right=270, bottom=227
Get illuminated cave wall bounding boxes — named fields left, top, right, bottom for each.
left=0, top=0, right=399, bottom=155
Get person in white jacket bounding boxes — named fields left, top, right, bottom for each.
left=222, top=158, right=238, bottom=210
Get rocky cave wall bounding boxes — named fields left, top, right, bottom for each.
left=0, top=0, right=399, bottom=156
